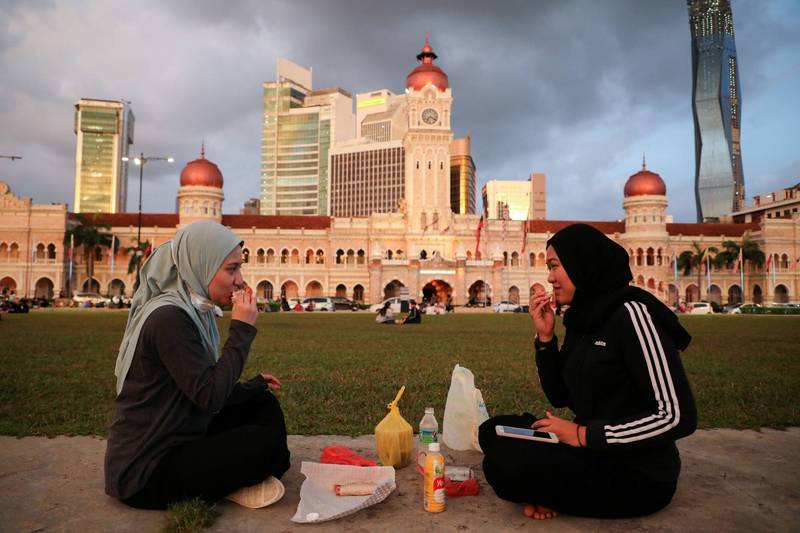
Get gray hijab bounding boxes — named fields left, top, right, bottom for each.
left=114, top=220, right=242, bottom=395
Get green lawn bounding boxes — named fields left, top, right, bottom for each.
left=1, top=311, right=798, bottom=436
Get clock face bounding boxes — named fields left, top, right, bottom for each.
left=421, top=108, right=439, bottom=125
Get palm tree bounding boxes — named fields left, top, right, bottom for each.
left=64, top=214, right=116, bottom=294
left=677, top=241, right=718, bottom=301
left=714, top=236, right=766, bottom=271
left=125, top=238, right=152, bottom=275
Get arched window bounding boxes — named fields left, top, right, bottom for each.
left=266, top=248, right=275, bottom=264
left=396, top=249, right=403, bottom=258
left=511, top=252, right=520, bottom=267
left=280, top=248, right=289, bottom=264
left=420, top=212, right=427, bottom=229
left=357, top=249, right=365, bottom=265
left=336, top=249, right=344, bottom=265
left=656, top=248, right=663, bottom=266
left=0, top=242, right=8, bottom=261
left=242, top=248, right=250, bottom=263
left=529, top=252, right=536, bottom=267
left=346, top=249, right=355, bottom=265
left=353, top=284, right=364, bottom=303
left=420, top=249, right=428, bottom=260
left=503, top=251, right=509, bottom=266
left=386, top=250, right=393, bottom=260
left=256, top=248, right=265, bottom=264
left=290, top=249, right=300, bottom=264
left=47, top=243, right=57, bottom=261
left=305, top=249, right=314, bottom=264
left=646, top=247, right=655, bottom=266
left=35, top=243, right=46, bottom=262
left=636, top=248, right=644, bottom=267
left=316, top=249, right=325, bottom=264
left=781, top=254, right=789, bottom=269
left=466, top=251, right=473, bottom=260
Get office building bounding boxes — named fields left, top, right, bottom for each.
left=450, top=137, right=476, bottom=215
left=688, top=0, right=745, bottom=221
left=73, top=99, right=134, bottom=213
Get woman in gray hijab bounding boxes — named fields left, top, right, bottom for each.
left=105, top=220, right=290, bottom=510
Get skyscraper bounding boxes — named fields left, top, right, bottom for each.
left=688, top=0, right=744, bottom=222
left=450, top=137, right=476, bottom=215
left=73, top=99, right=134, bottom=213
left=259, top=58, right=354, bottom=215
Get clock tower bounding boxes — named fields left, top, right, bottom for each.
left=403, top=37, right=453, bottom=232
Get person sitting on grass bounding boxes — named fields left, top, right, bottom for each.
left=105, top=220, right=290, bottom=511
left=375, top=300, right=395, bottom=324
left=479, top=223, right=697, bottom=520
left=401, top=299, right=421, bottom=324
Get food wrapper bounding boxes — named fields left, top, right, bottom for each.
left=374, top=386, right=413, bottom=468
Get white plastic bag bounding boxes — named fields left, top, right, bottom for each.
left=442, top=364, right=490, bottom=451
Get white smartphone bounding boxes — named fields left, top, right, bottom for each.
left=495, top=425, right=559, bottom=444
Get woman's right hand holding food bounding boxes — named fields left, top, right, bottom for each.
left=231, top=286, right=258, bottom=326
left=529, top=286, right=555, bottom=342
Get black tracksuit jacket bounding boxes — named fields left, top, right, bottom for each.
left=535, top=299, right=697, bottom=482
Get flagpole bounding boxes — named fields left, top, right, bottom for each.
left=68, top=233, right=74, bottom=297
left=706, top=253, right=711, bottom=298
left=110, top=235, right=115, bottom=274
left=739, top=247, right=744, bottom=304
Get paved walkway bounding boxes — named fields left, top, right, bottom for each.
left=1, top=429, right=798, bottom=532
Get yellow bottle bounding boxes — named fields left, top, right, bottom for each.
left=423, top=442, right=446, bottom=512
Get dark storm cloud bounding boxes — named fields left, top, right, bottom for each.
left=1, top=0, right=798, bottom=222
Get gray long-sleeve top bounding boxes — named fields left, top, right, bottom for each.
left=104, top=305, right=257, bottom=500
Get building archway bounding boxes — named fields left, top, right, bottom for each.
left=752, top=284, right=763, bottom=304
left=82, top=278, right=100, bottom=293
left=468, top=280, right=490, bottom=305
left=35, top=277, right=54, bottom=299
left=335, top=284, right=347, bottom=298
left=727, top=284, right=742, bottom=304
left=353, top=284, right=364, bottom=303
left=708, top=284, right=722, bottom=304
left=305, top=280, right=323, bottom=297
left=0, top=276, right=17, bottom=293
left=108, top=279, right=126, bottom=296
left=422, top=279, right=452, bottom=305
left=281, top=280, right=299, bottom=299
left=384, top=280, right=405, bottom=299
left=508, top=285, right=520, bottom=304
left=685, top=284, right=699, bottom=303
left=257, top=280, right=273, bottom=301
left=668, top=284, right=679, bottom=306
left=774, top=284, right=789, bottom=304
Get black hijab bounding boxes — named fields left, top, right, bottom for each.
left=547, top=224, right=691, bottom=350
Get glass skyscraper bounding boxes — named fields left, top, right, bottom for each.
left=260, top=59, right=353, bottom=215
left=688, top=0, right=744, bottom=222
left=73, top=99, right=134, bottom=213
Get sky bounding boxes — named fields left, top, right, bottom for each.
left=1, top=0, right=798, bottom=223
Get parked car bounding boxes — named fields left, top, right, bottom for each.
left=72, top=292, right=111, bottom=307
left=688, top=302, right=713, bottom=315
left=722, top=302, right=742, bottom=314
left=731, top=303, right=759, bottom=314
left=332, top=297, right=360, bottom=311
left=493, top=300, right=521, bottom=313
left=369, top=297, right=403, bottom=313
left=301, top=297, right=335, bottom=312
left=110, top=295, right=131, bottom=308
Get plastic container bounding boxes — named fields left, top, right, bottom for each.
left=419, top=407, right=439, bottom=448
left=423, top=442, right=446, bottom=513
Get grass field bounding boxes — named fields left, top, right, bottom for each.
left=0, top=311, right=798, bottom=436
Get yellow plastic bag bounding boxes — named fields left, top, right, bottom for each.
left=374, top=386, right=413, bottom=468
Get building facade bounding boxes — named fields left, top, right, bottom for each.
left=688, top=0, right=745, bottom=221
left=73, top=99, right=134, bottom=213
left=450, top=137, right=476, bottom=215
left=724, top=183, right=800, bottom=224
left=259, top=58, right=355, bottom=216
left=482, top=179, right=535, bottom=220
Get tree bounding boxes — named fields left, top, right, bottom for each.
left=125, top=238, right=152, bottom=275
left=677, top=241, right=718, bottom=300
left=714, top=236, right=766, bottom=271
left=64, top=214, right=117, bottom=294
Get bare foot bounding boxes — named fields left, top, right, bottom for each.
left=523, top=503, right=558, bottom=520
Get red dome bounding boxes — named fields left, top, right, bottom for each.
left=624, top=159, right=666, bottom=197
left=406, top=36, right=449, bottom=92
left=179, top=145, right=223, bottom=188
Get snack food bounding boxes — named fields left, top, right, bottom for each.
left=331, top=483, right=378, bottom=496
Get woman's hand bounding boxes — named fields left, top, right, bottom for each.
left=529, top=292, right=555, bottom=342
left=261, top=373, right=282, bottom=392
left=532, top=411, right=585, bottom=447
left=231, top=285, right=257, bottom=326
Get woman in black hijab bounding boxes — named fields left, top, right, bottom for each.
left=479, top=223, right=697, bottom=520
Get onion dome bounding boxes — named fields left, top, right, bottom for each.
left=624, top=156, right=666, bottom=197
left=179, top=143, right=223, bottom=188
left=406, top=36, right=449, bottom=92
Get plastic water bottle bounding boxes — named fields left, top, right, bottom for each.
left=423, top=442, right=446, bottom=512
left=419, top=407, right=438, bottom=448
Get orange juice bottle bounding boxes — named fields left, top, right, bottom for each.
left=423, top=442, right=446, bottom=512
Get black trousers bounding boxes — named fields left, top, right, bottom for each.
left=123, top=389, right=291, bottom=510
left=479, top=414, right=677, bottom=519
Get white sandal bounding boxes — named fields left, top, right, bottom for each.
left=225, top=476, right=285, bottom=509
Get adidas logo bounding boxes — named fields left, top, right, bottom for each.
left=594, top=340, right=607, bottom=347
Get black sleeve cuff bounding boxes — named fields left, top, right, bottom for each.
left=534, top=335, right=558, bottom=352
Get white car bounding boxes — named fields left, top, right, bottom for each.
left=301, top=297, right=335, bottom=312
left=72, top=292, right=110, bottom=307
left=688, top=302, right=713, bottom=315
left=370, top=297, right=403, bottom=313
left=493, top=300, right=521, bottom=313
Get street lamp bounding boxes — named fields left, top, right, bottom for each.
left=122, top=152, right=174, bottom=283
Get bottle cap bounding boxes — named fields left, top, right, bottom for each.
left=425, top=407, right=434, bottom=414
left=428, top=442, right=440, bottom=452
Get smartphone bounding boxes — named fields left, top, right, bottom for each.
left=495, top=425, right=559, bottom=444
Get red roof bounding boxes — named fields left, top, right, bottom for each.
left=666, top=222, right=759, bottom=237
left=69, top=213, right=179, bottom=227
left=222, top=214, right=332, bottom=229
left=523, top=220, right=626, bottom=234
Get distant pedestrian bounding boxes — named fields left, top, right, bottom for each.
left=375, top=301, right=395, bottom=324
left=402, top=299, right=421, bottom=324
